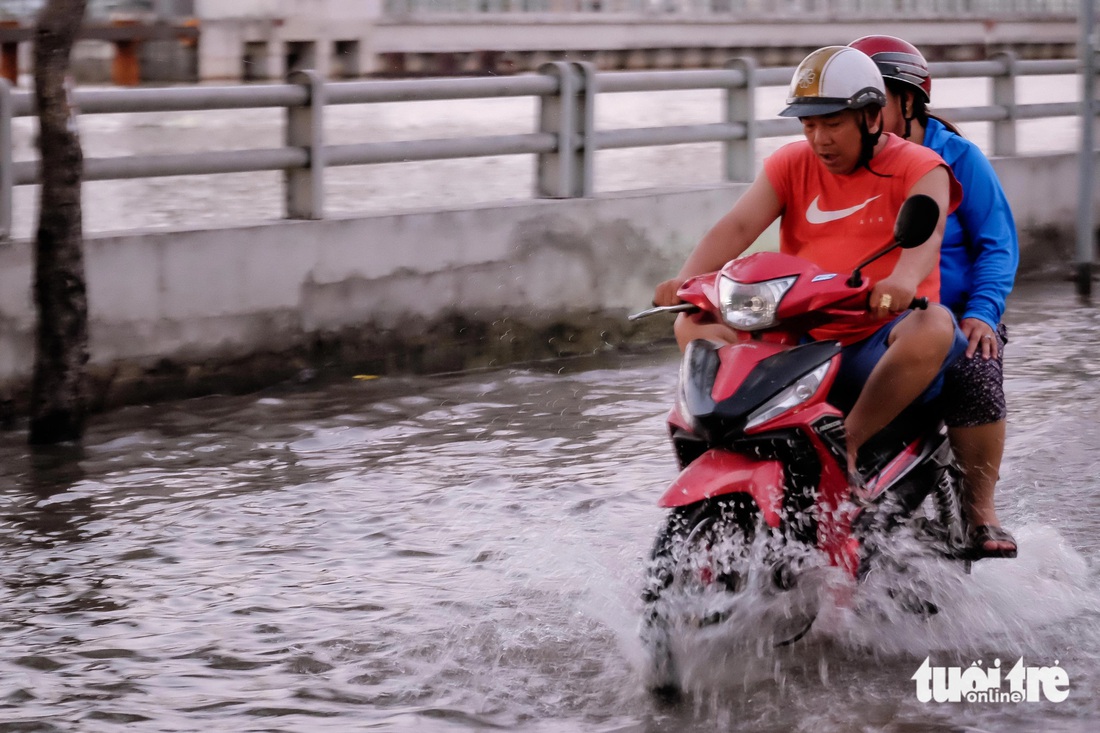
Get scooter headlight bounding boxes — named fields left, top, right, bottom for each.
left=745, top=361, right=831, bottom=430
left=675, top=357, right=700, bottom=434
left=674, top=339, right=718, bottom=435
left=718, top=275, right=796, bottom=331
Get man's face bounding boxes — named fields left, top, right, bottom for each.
left=800, top=109, right=874, bottom=174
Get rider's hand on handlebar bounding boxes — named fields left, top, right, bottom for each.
left=868, top=276, right=917, bottom=320
left=653, top=277, right=687, bottom=307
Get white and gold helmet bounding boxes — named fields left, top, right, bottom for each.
left=779, top=46, right=886, bottom=118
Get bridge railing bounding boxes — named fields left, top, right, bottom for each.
left=0, top=54, right=1092, bottom=239
left=0, top=0, right=1081, bottom=19
left=382, top=0, right=1079, bottom=17
left=0, top=1, right=159, bottom=20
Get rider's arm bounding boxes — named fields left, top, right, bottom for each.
left=872, top=165, right=951, bottom=308
left=677, top=172, right=782, bottom=278
left=653, top=173, right=783, bottom=306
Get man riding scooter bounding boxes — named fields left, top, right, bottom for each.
left=652, top=45, right=968, bottom=482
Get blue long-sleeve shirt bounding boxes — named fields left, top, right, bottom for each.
left=923, top=117, right=1019, bottom=329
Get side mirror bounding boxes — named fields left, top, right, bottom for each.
left=894, top=194, right=940, bottom=250
left=846, top=194, right=940, bottom=286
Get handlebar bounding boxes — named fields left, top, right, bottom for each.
left=630, top=297, right=927, bottom=322
left=627, top=303, right=699, bottom=321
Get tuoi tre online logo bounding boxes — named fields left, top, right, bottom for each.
left=913, top=657, right=1070, bottom=703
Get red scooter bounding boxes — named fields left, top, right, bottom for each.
left=631, top=195, right=971, bottom=697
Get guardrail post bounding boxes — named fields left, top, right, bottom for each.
left=1077, top=0, right=1097, bottom=302
left=571, top=60, right=596, bottom=197
left=725, top=57, right=756, bottom=182
left=537, top=61, right=586, bottom=198
left=991, top=51, right=1017, bottom=156
left=0, top=78, right=11, bottom=241
left=286, top=69, right=325, bottom=220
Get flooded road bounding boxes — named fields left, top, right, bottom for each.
left=0, top=279, right=1097, bottom=732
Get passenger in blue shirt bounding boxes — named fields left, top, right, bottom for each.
left=850, top=36, right=1020, bottom=560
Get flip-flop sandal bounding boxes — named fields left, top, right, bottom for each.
left=968, top=524, right=1018, bottom=560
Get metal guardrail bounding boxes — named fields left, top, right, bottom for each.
left=383, top=0, right=1081, bottom=16
left=0, top=0, right=1081, bottom=19
left=0, top=1, right=156, bottom=20
left=0, top=54, right=1092, bottom=239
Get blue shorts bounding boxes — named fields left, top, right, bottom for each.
left=826, top=305, right=968, bottom=414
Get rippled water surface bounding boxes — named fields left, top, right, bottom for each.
left=0, top=280, right=1091, bottom=730
left=1, top=280, right=1098, bottom=732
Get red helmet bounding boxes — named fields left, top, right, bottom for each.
left=848, top=35, right=931, bottom=103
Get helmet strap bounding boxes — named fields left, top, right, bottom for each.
left=856, top=109, right=884, bottom=174
left=886, top=82, right=928, bottom=139
left=901, top=94, right=914, bottom=139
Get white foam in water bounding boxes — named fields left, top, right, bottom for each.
left=611, top=520, right=1095, bottom=701
left=826, top=523, right=1095, bottom=658
left=645, top=554, right=854, bottom=696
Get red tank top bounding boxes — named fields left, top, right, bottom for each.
left=763, top=133, right=961, bottom=343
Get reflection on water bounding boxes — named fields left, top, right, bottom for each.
left=0, top=280, right=1097, bottom=732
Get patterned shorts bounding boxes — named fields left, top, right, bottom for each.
left=940, top=323, right=1008, bottom=428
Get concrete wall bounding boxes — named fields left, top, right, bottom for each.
left=197, top=16, right=1077, bottom=80
left=991, top=152, right=1094, bottom=278
left=194, top=0, right=379, bottom=20
left=1, top=4, right=1078, bottom=83
left=372, top=18, right=1077, bottom=55
left=196, top=0, right=379, bottom=79
left=0, top=151, right=1095, bottom=413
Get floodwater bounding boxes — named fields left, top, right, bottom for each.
left=0, top=279, right=1097, bottom=732
left=5, top=74, right=1083, bottom=239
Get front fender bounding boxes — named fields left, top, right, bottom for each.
left=658, top=449, right=784, bottom=527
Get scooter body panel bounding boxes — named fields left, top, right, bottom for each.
left=658, top=448, right=785, bottom=528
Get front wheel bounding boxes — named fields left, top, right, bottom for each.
left=639, top=495, right=817, bottom=696
left=640, top=496, right=757, bottom=697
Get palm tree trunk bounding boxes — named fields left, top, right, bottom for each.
left=29, top=0, right=88, bottom=444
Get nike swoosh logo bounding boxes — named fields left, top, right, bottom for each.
left=805, top=195, right=881, bottom=224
